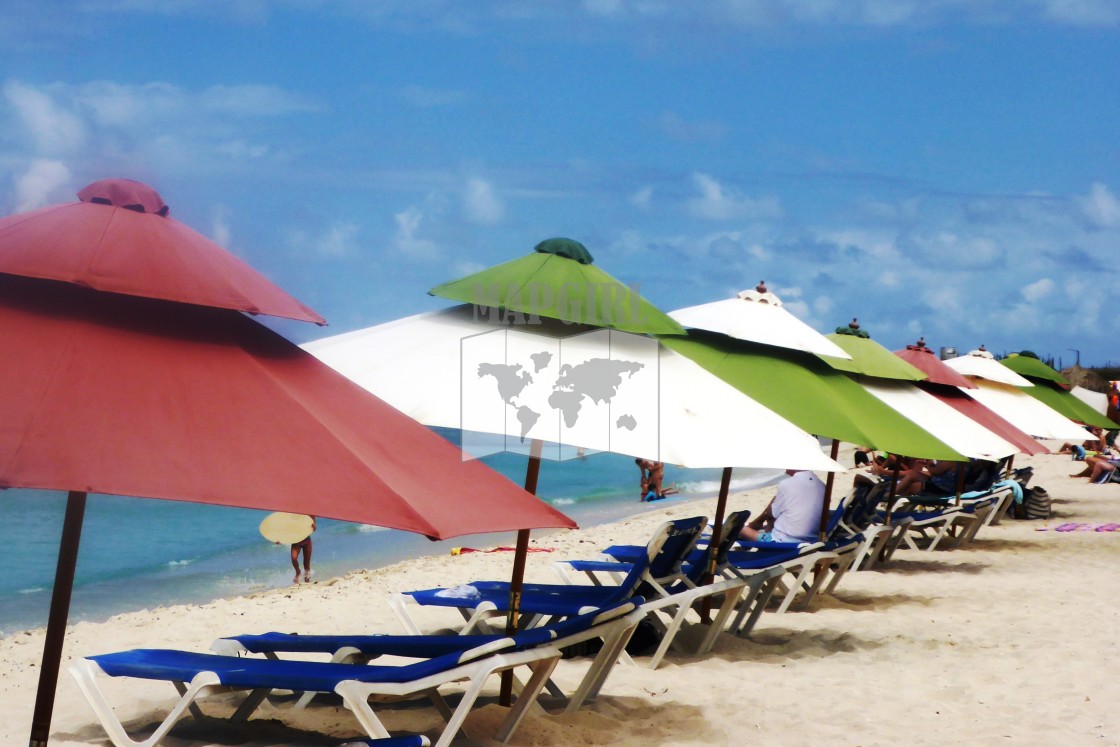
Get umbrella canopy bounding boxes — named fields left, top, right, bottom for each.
left=1, top=182, right=573, bottom=746
left=923, top=387, right=1050, bottom=456
left=1017, top=380, right=1119, bottom=430
left=1071, top=386, right=1110, bottom=416
left=0, top=179, right=325, bottom=324
left=302, top=305, right=843, bottom=473
left=819, top=320, right=927, bottom=381
left=668, top=282, right=851, bottom=359
left=892, top=337, right=1047, bottom=454
left=428, top=237, right=685, bottom=336
left=1000, top=352, right=1071, bottom=386
left=661, top=332, right=966, bottom=461
left=0, top=274, right=575, bottom=537
left=893, top=338, right=975, bottom=389
left=943, top=348, right=1034, bottom=387
left=961, top=378, right=1093, bottom=441
left=857, top=379, right=1018, bottom=460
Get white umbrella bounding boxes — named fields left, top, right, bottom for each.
left=669, top=283, right=851, bottom=359
left=943, top=349, right=1033, bottom=387
left=961, top=379, right=1091, bottom=442
left=858, top=379, right=1018, bottom=461
left=1071, top=386, right=1109, bottom=416
left=303, top=304, right=842, bottom=473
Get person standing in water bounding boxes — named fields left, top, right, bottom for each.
left=290, top=516, right=316, bottom=583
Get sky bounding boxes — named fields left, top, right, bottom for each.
left=1, top=0, right=1117, bottom=367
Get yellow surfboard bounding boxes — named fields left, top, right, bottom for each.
left=259, top=512, right=314, bottom=544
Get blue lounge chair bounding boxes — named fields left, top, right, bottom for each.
left=70, top=622, right=567, bottom=747
left=388, top=516, right=708, bottom=637
left=211, top=598, right=645, bottom=715
left=551, top=511, right=764, bottom=668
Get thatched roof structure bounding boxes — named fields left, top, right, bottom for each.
left=1061, top=365, right=1109, bottom=393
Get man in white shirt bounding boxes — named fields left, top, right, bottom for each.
left=739, top=469, right=826, bottom=543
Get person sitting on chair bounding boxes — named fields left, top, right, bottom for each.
left=739, top=470, right=825, bottom=543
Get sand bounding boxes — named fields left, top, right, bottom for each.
left=4, top=449, right=1120, bottom=746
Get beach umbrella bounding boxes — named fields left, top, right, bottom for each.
left=667, top=284, right=860, bottom=558
left=1, top=181, right=575, bottom=747
left=304, top=307, right=844, bottom=624
left=1071, top=386, right=1110, bottom=417
left=668, top=282, right=852, bottom=359
left=429, top=237, right=686, bottom=336
left=0, top=178, right=324, bottom=324
left=944, top=350, right=1092, bottom=441
left=817, top=321, right=1016, bottom=515
left=895, top=339, right=1048, bottom=457
left=1002, top=353, right=1118, bottom=430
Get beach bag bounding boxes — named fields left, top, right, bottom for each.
left=1024, top=486, right=1051, bottom=520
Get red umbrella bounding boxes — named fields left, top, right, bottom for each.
left=1, top=181, right=575, bottom=747
left=894, top=339, right=1048, bottom=457
left=0, top=178, right=325, bottom=324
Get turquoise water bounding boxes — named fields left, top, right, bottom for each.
left=0, top=435, right=783, bottom=636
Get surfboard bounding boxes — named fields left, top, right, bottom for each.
left=259, top=512, right=314, bottom=544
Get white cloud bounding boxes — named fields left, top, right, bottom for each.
left=820, top=228, right=898, bottom=260
left=630, top=186, right=653, bottom=208
left=1078, top=182, right=1120, bottom=228
left=392, top=206, right=439, bottom=261
left=462, top=178, right=504, bottom=225
left=880, top=270, right=900, bottom=288
left=1039, top=0, right=1120, bottom=26
left=4, top=81, right=86, bottom=154
left=210, top=205, right=232, bottom=248
left=687, top=173, right=782, bottom=221
left=14, top=158, right=70, bottom=211
left=1021, top=277, right=1054, bottom=303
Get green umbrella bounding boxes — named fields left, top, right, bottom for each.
left=1000, top=352, right=1117, bottom=429
left=430, top=237, right=683, bottom=702
left=430, top=237, right=685, bottom=336
left=663, top=332, right=964, bottom=461
left=819, top=319, right=927, bottom=381
left=1019, top=380, right=1118, bottom=429
left=1000, top=352, right=1070, bottom=386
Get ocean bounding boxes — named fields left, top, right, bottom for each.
left=0, top=434, right=785, bottom=636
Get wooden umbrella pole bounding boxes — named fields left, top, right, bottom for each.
left=30, top=490, right=87, bottom=747
left=819, top=439, right=841, bottom=541
left=1005, top=454, right=1015, bottom=480
left=954, top=462, right=967, bottom=507
left=700, top=467, right=734, bottom=623
left=500, top=439, right=543, bottom=707
left=877, top=464, right=901, bottom=564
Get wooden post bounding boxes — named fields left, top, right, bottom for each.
left=700, top=467, right=734, bottom=623
left=818, top=439, right=841, bottom=541
left=30, top=490, right=87, bottom=747
left=500, top=439, right=543, bottom=707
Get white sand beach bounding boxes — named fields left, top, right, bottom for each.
left=4, top=449, right=1120, bottom=747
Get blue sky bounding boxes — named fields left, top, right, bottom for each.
left=2, top=1, right=1117, bottom=366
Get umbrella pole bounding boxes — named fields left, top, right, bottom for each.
left=500, top=439, right=543, bottom=707
left=819, top=439, right=841, bottom=540
left=954, top=463, right=967, bottom=507
left=700, top=467, right=734, bottom=623
left=30, top=490, right=87, bottom=747
left=1005, top=454, right=1015, bottom=480
left=877, top=465, right=901, bottom=564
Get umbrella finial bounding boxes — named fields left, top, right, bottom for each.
left=737, top=282, right=782, bottom=306
left=533, top=237, right=593, bottom=265
left=835, top=318, right=869, bottom=338
left=77, top=179, right=169, bottom=216
left=906, top=337, right=931, bottom=353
